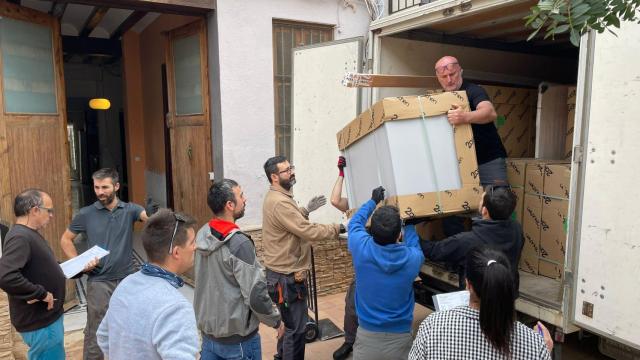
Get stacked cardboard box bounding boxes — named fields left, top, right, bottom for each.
left=565, top=86, right=576, bottom=159
left=483, top=85, right=537, bottom=158
left=507, top=158, right=548, bottom=274
left=518, top=161, right=571, bottom=279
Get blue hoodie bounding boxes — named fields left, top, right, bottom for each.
left=348, top=200, right=424, bottom=333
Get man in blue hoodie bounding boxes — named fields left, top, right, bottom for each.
left=348, top=186, right=424, bottom=360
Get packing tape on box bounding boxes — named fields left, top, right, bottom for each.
left=417, top=95, right=442, bottom=212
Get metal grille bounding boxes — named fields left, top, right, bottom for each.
left=389, top=0, right=433, bottom=14
left=273, top=20, right=333, bottom=159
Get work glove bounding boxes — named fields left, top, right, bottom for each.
left=371, top=186, right=385, bottom=205
left=145, top=197, right=159, bottom=217
left=306, top=195, right=327, bottom=213
left=337, top=156, right=347, bottom=177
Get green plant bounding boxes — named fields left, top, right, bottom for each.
left=524, top=0, right=640, bottom=46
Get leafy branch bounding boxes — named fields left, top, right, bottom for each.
left=525, top=0, right=640, bottom=46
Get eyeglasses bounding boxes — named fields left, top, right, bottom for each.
left=37, top=206, right=54, bottom=214
left=278, top=165, right=295, bottom=175
left=435, top=62, right=459, bottom=76
left=168, top=213, right=187, bottom=254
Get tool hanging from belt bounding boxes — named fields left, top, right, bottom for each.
left=273, top=272, right=307, bottom=308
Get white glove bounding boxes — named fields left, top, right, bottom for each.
left=306, top=195, right=327, bottom=213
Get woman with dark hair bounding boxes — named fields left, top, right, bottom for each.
left=409, top=246, right=553, bottom=359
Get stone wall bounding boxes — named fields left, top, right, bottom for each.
left=246, top=229, right=353, bottom=296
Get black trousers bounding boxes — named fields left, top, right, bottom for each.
left=343, top=280, right=358, bottom=344
left=267, top=269, right=308, bottom=360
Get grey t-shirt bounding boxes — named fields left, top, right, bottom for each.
left=69, top=200, right=143, bottom=282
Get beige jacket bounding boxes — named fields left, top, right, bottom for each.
left=262, top=186, right=340, bottom=274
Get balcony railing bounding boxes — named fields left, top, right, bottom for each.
left=389, top=0, right=442, bottom=15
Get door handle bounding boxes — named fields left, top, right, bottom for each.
left=187, top=144, right=193, bottom=160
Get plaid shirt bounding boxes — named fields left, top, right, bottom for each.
left=409, top=306, right=551, bottom=360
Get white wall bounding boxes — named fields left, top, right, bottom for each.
left=215, top=0, right=371, bottom=227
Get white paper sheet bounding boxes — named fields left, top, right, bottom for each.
left=60, top=245, right=110, bottom=279
left=432, top=290, right=470, bottom=312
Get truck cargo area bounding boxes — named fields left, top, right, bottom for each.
left=369, top=0, right=581, bottom=335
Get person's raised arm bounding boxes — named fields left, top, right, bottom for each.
left=331, top=156, right=349, bottom=212
left=348, top=186, right=384, bottom=238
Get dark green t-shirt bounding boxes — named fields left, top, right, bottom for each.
left=69, top=200, right=143, bottom=281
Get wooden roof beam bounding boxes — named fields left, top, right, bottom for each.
left=79, top=6, right=108, bottom=38
left=110, top=10, right=147, bottom=39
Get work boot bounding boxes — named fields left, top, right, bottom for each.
left=333, top=342, right=353, bottom=360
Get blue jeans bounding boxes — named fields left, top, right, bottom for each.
left=20, top=315, right=65, bottom=360
left=201, top=332, right=262, bottom=360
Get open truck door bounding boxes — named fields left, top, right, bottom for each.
left=569, top=21, right=640, bottom=351
left=291, top=38, right=363, bottom=223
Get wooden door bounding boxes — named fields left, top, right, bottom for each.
left=165, top=19, right=212, bottom=282
left=0, top=3, right=75, bottom=307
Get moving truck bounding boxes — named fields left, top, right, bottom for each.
left=291, top=0, right=640, bottom=357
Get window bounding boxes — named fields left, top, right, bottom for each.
left=273, top=20, right=333, bottom=159
left=389, top=0, right=424, bottom=14
left=172, top=33, right=203, bottom=115
left=0, top=17, right=57, bottom=114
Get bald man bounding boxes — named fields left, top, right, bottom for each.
left=434, top=56, right=507, bottom=187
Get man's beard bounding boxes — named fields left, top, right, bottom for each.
left=279, top=176, right=296, bottom=191
left=234, top=207, right=245, bottom=220
left=98, top=192, right=116, bottom=206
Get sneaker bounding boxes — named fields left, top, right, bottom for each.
left=333, top=342, right=353, bottom=360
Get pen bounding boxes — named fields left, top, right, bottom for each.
left=537, top=323, right=543, bottom=336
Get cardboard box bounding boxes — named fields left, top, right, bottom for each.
left=540, top=197, right=568, bottom=263
left=337, top=92, right=472, bottom=150
left=484, top=85, right=537, bottom=158
left=483, top=85, right=537, bottom=105
left=338, top=92, right=482, bottom=219
left=495, top=104, right=535, bottom=158
left=511, top=187, right=524, bottom=224
left=525, top=161, right=570, bottom=196
left=565, top=86, right=576, bottom=159
left=520, top=193, right=541, bottom=274
left=506, top=158, right=540, bottom=188
left=520, top=239, right=539, bottom=274
left=539, top=259, right=563, bottom=280
left=544, top=164, right=571, bottom=199
left=385, top=185, right=483, bottom=219
left=487, top=86, right=537, bottom=159
left=525, top=163, right=545, bottom=195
